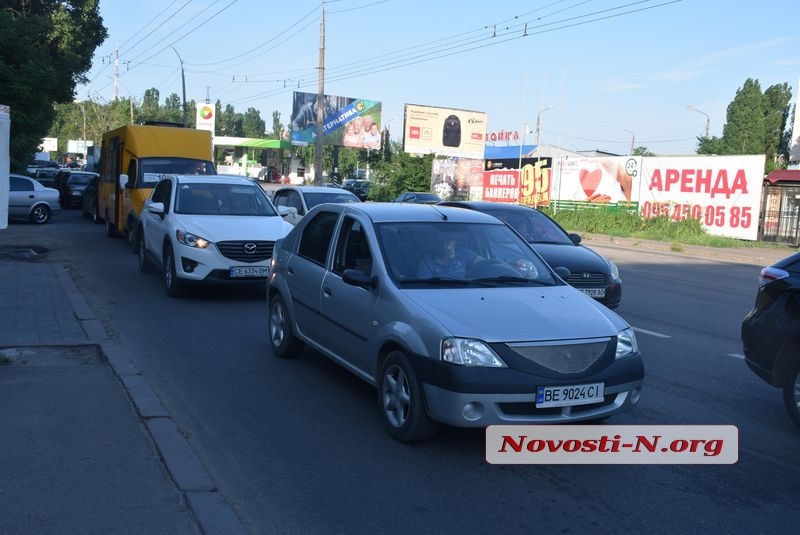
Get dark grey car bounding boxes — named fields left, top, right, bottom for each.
left=267, top=203, right=644, bottom=442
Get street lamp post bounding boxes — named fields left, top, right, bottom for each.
left=624, top=129, right=635, bottom=155
left=687, top=105, right=710, bottom=138
left=535, top=105, right=555, bottom=145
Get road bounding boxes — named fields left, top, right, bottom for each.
left=52, top=208, right=800, bottom=534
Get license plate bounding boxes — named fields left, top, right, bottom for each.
left=536, top=382, right=605, bottom=408
left=230, top=266, right=269, bottom=278
left=579, top=288, right=606, bottom=298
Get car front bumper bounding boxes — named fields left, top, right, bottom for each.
left=415, top=354, right=644, bottom=427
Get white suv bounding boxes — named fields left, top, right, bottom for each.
left=137, top=174, right=294, bottom=296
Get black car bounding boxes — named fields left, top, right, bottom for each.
left=81, top=174, right=102, bottom=223
left=393, top=191, right=442, bottom=204
left=439, top=201, right=622, bottom=308
left=344, top=179, right=373, bottom=201
left=54, top=170, right=99, bottom=208
left=741, top=252, right=800, bottom=431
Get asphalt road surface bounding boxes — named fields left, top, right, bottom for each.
left=35, top=209, right=800, bottom=534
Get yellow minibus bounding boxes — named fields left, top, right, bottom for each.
left=98, top=122, right=215, bottom=245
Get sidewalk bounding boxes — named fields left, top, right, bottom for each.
left=581, top=233, right=796, bottom=267
left=0, top=225, right=247, bottom=534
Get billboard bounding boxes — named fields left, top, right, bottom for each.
left=290, top=91, right=382, bottom=148
left=403, top=104, right=487, bottom=159
left=196, top=102, right=215, bottom=133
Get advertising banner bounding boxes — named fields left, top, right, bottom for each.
left=637, top=155, right=765, bottom=240
left=554, top=156, right=640, bottom=205
left=196, top=102, right=215, bottom=133
left=290, top=91, right=382, bottom=148
left=403, top=104, right=487, bottom=159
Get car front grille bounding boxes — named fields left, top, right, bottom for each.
left=565, top=272, right=608, bottom=288
left=216, top=240, right=274, bottom=263
left=506, top=339, right=609, bottom=373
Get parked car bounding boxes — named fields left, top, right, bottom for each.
left=267, top=202, right=644, bottom=442
left=270, top=185, right=360, bottom=226
left=53, top=170, right=99, bottom=208
left=392, top=191, right=442, bottom=204
left=31, top=168, right=61, bottom=188
left=25, top=160, right=60, bottom=176
left=7, top=173, right=61, bottom=224
left=136, top=174, right=294, bottom=297
left=342, top=179, right=373, bottom=201
left=81, top=174, right=102, bottom=223
left=438, top=201, right=622, bottom=308
left=741, top=252, right=800, bottom=431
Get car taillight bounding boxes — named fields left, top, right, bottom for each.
left=758, top=266, right=789, bottom=286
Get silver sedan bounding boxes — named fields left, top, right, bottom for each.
left=267, top=203, right=644, bottom=442
left=8, top=173, right=61, bottom=224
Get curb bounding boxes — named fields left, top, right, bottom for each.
left=61, top=265, right=249, bottom=535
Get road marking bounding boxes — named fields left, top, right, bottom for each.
left=728, top=353, right=745, bottom=359
left=632, top=327, right=670, bottom=338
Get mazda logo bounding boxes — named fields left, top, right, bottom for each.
left=243, top=243, right=257, bottom=255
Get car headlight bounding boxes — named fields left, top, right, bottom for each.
left=608, top=259, right=620, bottom=280
left=615, top=328, right=638, bottom=359
left=176, top=229, right=210, bottom=249
left=442, top=338, right=506, bottom=367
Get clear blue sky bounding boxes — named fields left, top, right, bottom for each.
left=77, top=0, right=799, bottom=156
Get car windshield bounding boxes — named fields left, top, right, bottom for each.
left=175, top=183, right=279, bottom=216
left=486, top=208, right=573, bottom=245
left=304, top=191, right=360, bottom=208
left=67, top=174, right=93, bottom=185
left=375, top=221, right=559, bottom=287
left=140, top=158, right=217, bottom=186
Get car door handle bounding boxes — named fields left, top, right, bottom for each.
left=323, top=286, right=332, bottom=297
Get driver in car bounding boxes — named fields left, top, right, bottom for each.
left=417, top=237, right=479, bottom=278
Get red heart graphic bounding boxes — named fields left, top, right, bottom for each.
left=579, top=168, right=602, bottom=198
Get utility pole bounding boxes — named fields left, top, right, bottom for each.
left=172, top=46, right=187, bottom=125
left=314, top=2, right=325, bottom=185
left=624, top=129, right=635, bottom=155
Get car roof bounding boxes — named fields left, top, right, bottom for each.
left=169, top=174, right=259, bottom=186
left=276, top=185, right=354, bottom=194
left=439, top=201, right=546, bottom=214
left=325, top=202, right=506, bottom=224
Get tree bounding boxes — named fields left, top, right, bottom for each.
left=271, top=111, right=283, bottom=139
left=0, top=1, right=107, bottom=171
left=632, top=146, right=654, bottom=157
left=697, top=78, right=793, bottom=172
left=242, top=107, right=265, bottom=138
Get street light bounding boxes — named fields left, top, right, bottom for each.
left=535, top=105, right=555, bottom=145
left=624, top=129, right=635, bottom=155
left=687, top=105, right=710, bottom=138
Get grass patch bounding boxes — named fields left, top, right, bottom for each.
left=541, top=207, right=793, bottom=250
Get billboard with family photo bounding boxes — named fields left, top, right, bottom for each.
left=290, top=91, right=382, bottom=149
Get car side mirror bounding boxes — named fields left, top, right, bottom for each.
left=342, top=268, right=376, bottom=289
left=554, top=266, right=571, bottom=281
left=568, top=233, right=582, bottom=245
left=119, top=173, right=130, bottom=189
left=276, top=205, right=297, bottom=217
left=147, top=201, right=165, bottom=216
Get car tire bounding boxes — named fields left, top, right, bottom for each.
left=269, top=293, right=304, bottom=357
left=378, top=351, right=439, bottom=442
left=137, top=231, right=155, bottom=274
left=29, top=204, right=51, bottom=224
left=127, top=224, right=138, bottom=253
left=163, top=245, right=184, bottom=297
left=91, top=203, right=101, bottom=224
left=782, top=359, right=800, bottom=431
left=105, top=212, right=116, bottom=237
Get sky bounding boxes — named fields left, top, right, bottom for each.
left=76, top=0, right=800, bottom=156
